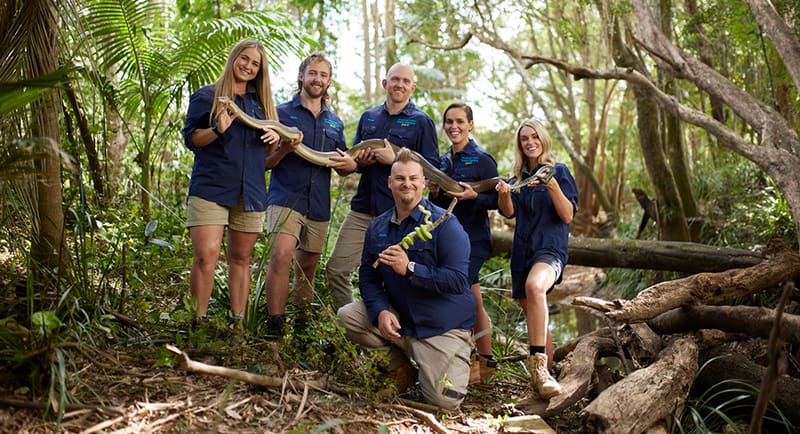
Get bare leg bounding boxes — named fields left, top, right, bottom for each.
left=293, top=249, right=321, bottom=309
left=226, top=229, right=259, bottom=316
left=471, top=283, right=493, bottom=356
left=264, top=232, right=297, bottom=315
left=189, top=225, right=224, bottom=317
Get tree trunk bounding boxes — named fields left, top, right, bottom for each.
left=630, top=0, right=800, bottom=247
left=383, top=0, right=396, bottom=67
left=582, top=336, right=699, bottom=434
left=361, top=0, right=371, bottom=101
left=658, top=0, right=699, bottom=242
left=64, top=82, right=105, bottom=206
left=28, top=0, right=65, bottom=280
left=490, top=232, right=764, bottom=273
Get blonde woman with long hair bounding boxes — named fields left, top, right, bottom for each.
left=182, top=38, right=286, bottom=332
left=495, top=119, right=578, bottom=399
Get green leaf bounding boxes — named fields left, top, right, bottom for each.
left=31, top=310, right=62, bottom=333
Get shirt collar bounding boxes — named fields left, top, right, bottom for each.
left=391, top=199, right=427, bottom=225
left=383, top=99, right=417, bottom=116
left=290, top=93, right=328, bottom=113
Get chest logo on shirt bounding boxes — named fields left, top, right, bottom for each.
left=395, top=118, right=416, bottom=127
left=324, top=118, right=341, bottom=129
left=460, top=155, right=479, bottom=165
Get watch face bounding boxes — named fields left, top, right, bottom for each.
left=408, top=262, right=415, bottom=273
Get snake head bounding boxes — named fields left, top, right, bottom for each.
left=217, top=96, right=232, bottom=105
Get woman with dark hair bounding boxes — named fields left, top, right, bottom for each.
left=182, top=38, right=285, bottom=328
left=496, top=119, right=578, bottom=399
left=429, top=103, right=499, bottom=384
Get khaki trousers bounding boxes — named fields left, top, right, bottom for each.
left=326, top=210, right=374, bottom=310
left=338, top=301, right=472, bottom=410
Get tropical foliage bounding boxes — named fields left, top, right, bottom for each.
left=0, top=0, right=797, bottom=431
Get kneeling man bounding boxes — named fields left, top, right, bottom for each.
left=338, top=148, right=475, bottom=410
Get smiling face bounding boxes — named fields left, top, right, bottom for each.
left=389, top=159, right=426, bottom=208
left=382, top=64, right=416, bottom=106
left=299, top=59, right=331, bottom=99
left=232, top=46, right=262, bottom=84
left=444, top=106, right=473, bottom=148
left=518, top=125, right=543, bottom=164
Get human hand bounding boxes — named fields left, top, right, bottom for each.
left=260, top=128, right=281, bottom=147
left=496, top=180, right=511, bottom=195
left=354, top=147, right=377, bottom=167
left=216, top=105, right=235, bottom=134
left=329, top=148, right=357, bottom=172
left=372, top=139, right=396, bottom=165
left=378, top=244, right=410, bottom=276
left=377, top=310, right=401, bottom=340
left=449, top=182, right=477, bottom=200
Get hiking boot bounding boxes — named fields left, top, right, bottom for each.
left=228, top=316, right=246, bottom=346
left=469, top=352, right=498, bottom=385
left=527, top=353, right=561, bottom=399
left=265, top=314, right=285, bottom=340
left=385, top=357, right=418, bottom=395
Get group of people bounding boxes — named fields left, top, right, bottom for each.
left=182, top=38, right=579, bottom=410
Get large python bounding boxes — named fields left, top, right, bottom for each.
left=218, top=96, right=553, bottom=193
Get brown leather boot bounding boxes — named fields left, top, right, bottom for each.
left=469, top=352, right=498, bottom=385
left=387, top=357, right=418, bottom=394
left=527, top=353, right=561, bottom=399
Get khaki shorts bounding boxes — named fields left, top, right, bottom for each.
left=186, top=196, right=264, bottom=233
left=265, top=205, right=328, bottom=253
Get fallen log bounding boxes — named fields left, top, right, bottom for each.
left=693, top=351, right=800, bottom=427
left=581, top=335, right=699, bottom=434
left=165, top=344, right=330, bottom=390
left=573, top=240, right=800, bottom=322
left=491, top=233, right=763, bottom=272
left=545, top=335, right=616, bottom=416
left=648, top=305, right=800, bottom=346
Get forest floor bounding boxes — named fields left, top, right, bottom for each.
left=0, top=266, right=602, bottom=433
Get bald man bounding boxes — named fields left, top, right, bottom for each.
left=326, top=63, right=439, bottom=310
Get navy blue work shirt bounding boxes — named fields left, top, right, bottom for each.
left=430, top=138, right=499, bottom=244
left=350, top=100, right=439, bottom=216
left=183, top=85, right=268, bottom=211
left=267, top=94, right=347, bottom=222
left=359, top=198, right=476, bottom=339
left=501, top=162, right=579, bottom=273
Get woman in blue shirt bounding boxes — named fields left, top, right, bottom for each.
left=182, top=38, right=282, bottom=327
left=496, top=119, right=578, bottom=400
left=429, top=103, right=499, bottom=384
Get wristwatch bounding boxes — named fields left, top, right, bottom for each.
left=211, top=125, right=222, bottom=137
left=405, top=261, right=415, bottom=279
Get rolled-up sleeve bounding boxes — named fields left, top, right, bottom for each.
left=183, top=89, right=213, bottom=153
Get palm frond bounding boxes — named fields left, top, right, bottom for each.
left=0, top=67, right=75, bottom=115
left=172, top=10, right=316, bottom=93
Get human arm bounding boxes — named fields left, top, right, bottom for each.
left=407, top=216, right=470, bottom=295
left=184, top=88, right=232, bottom=151
left=545, top=177, right=574, bottom=224
left=548, top=164, right=579, bottom=224
left=496, top=180, right=515, bottom=218
left=264, top=133, right=303, bottom=169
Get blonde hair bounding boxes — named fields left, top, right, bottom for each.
left=210, top=38, right=278, bottom=124
left=511, top=119, right=555, bottom=180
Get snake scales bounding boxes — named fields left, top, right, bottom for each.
left=218, top=96, right=552, bottom=194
